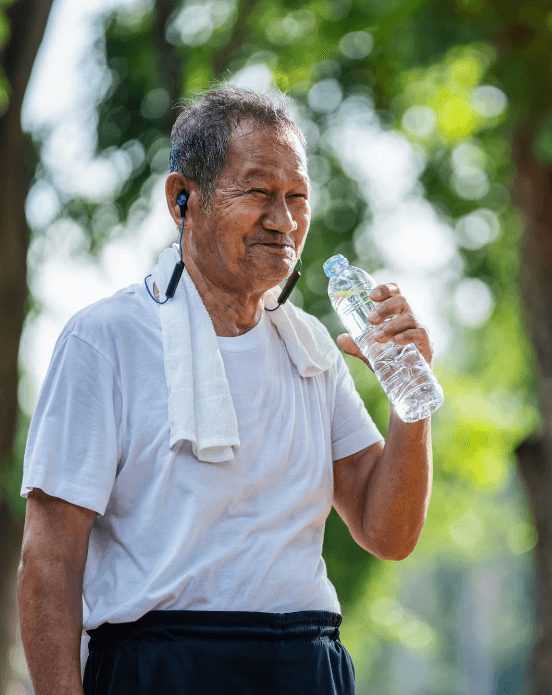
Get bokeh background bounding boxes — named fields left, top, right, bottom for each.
left=2, top=0, right=551, bottom=693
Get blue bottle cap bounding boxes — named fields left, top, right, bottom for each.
left=323, top=254, right=349, bottom=278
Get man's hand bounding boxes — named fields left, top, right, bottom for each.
left=336, top=282, right=434, bottom=369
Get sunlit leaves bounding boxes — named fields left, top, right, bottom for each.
left=339, top=30, right=373, bottom=60
left=0, top=7, right=9, bottom=47
left=264, top=9, right=317, bottom=47
left=167, top=0, right=237, bottom=47
left=455, top=208, right=500, bottom=250
left=534, top=113, right=552, bottom=165
left=397, top=44, right=503, bottom=144
left=0, top=8, right=9, bottom=117
left=0, top=72, right=8, bottom=118
left=433, top=381, right=514, bottom=489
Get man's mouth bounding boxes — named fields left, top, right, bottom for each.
left=259, top=242, right=292, bottom=248
left=253, top=239, right=295, bottom=249
left=255, top=243, right=295, bottom=255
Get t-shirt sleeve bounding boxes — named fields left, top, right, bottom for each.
left=331, top=351, right=384, bottom=461
left=20, top=331, right=121, bottom=515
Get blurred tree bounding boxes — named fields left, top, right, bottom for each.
left=0, top=0, right=54, bottom=688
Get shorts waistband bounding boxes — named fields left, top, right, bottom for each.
left=87, top=610, right=342, bottom=651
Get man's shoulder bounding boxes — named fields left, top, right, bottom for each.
left=61, top=283, right=153, bottom=354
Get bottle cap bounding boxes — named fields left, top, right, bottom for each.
left=323, top=254, right=349, bottom=278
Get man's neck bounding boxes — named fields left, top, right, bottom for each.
left=185, top=262, right=265, bottom=337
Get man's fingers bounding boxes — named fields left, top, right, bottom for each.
left=336, top=334, right=373, bottom=371
left=336, top=333, right=357, bottom=355
left=370, top=283, right=401, bottom=300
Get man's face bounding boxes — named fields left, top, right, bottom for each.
left=185, top=121, right=311, bottom=296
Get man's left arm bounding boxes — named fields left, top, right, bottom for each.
left=332, top=282, right=434, bottom=561
left=333, top=414, right=431, bottom=561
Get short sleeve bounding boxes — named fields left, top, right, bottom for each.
left=331, top=352, right=384, bottom=461
left=21, top=331, right=121, bottom=515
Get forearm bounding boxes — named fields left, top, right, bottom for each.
left=362, top=408, right=432, bottom=559
left=18, top=556, right=85, bottom=695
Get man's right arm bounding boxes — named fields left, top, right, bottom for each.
left=18, top=488, right=96, bottom=695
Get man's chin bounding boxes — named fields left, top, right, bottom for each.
left=249, top=250, right=295, bottom=284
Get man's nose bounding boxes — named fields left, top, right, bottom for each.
left=262, top=196, right=298, bottom=233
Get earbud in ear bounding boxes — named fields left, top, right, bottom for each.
left=144, top=192, right=188, bottom=304
left=176, top=192, right=188, bottom=220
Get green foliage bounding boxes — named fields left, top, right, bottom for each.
left=1, top=409, right=30, bottom=521
left=534, top=113, right=552, bottom=165
left=0, top=6, right=10, bottom=117
left=0, top=8, right=9, bottom=47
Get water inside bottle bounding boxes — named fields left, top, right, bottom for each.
left=325, top=257, right=444, bottom=422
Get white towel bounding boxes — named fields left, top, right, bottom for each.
left=151, top=245, right=337, bottom=463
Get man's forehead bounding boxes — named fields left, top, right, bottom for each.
left=227, top=121, right=308, bottom=174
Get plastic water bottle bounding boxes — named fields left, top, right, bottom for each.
left=323, top=254, right=444, bottom=422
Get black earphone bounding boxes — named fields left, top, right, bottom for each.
left=176, top=192, right=188, bottom=218
left=144, top=191, right=188, bottom=304
left=265, top=258, right=302, bottom=311
left=145, top=189, right=301, bottom=308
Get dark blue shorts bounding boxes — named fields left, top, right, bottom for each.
left=84, top=610, right=356, bottom=694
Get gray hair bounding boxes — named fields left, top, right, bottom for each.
left=169, top=86, right=305, bottom=208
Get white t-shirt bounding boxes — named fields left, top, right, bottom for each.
left=21, top=284, right=383, bottom=630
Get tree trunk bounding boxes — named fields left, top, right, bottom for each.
left=512, top=124, right=552, bottom=695
left=0, top=502, right=24, bottom=689
left=0, top=0, right=55, bottom=688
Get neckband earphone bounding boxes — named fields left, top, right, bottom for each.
left=264, top=258, right=302, bottom=311
left=144, top=192, right=188, bottom=304
left=145, top=191, right=301, bottom=309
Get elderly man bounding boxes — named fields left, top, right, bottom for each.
left=18, top=87, right=433, bottom=695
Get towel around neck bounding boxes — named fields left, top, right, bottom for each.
left=151, top=244, right=337, bottom=463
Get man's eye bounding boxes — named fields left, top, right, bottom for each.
left=250, top=189, right=268, bottom=195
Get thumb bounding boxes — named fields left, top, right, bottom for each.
left=336, top=333, right=373, bottom=372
